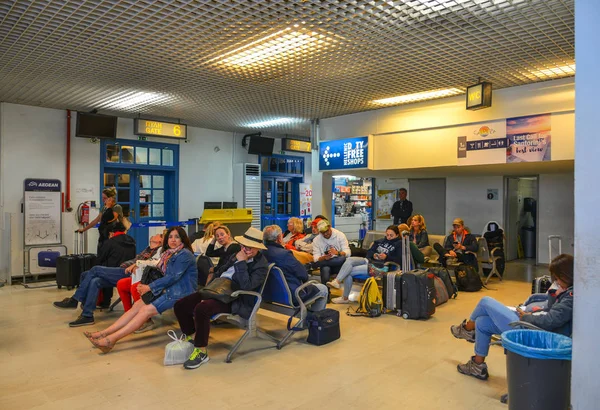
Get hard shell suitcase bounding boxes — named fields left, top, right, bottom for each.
left=400, top=270, right=436, bottom=320
left=382, top=271, right=402, bottom=312
left=531, top=275, right=552, bottom=294
left=56, top=232, right=90, bottom=290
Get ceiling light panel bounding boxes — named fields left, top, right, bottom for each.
left=247, top=117, right=301, bottom=128
left=0, top=0, right=575, bottom=136
left=373, top=88, right=464, bottom=105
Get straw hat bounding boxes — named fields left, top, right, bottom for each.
left=234, top=227, right=267, bottom=250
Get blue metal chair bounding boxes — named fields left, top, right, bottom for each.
left=260, top=264, right=327, bottom=349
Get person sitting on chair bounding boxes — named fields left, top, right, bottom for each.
left=450, top=254, right=573, bottom=380
left=292, top=217, right=326, bottom=264
left=312, top=219, right=351, bottom=287
left=434, top=218, right=478, bottom=270
left=193, top=222, right=223, bottom=286
left=173, top=227, right=268, bottom=370
left=283, top=217, right=306, bottom=250
left=202, top=225, right=241, bottom=286
left=409, top=214, right=430, bottom=250
left=263, top=225, right=328, bottom=310
left=85, top=227, right=198, bottom=353
left=53, top=222, right=137, bottom=327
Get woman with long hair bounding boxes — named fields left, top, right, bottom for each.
left=409, top=214, right=430, bottom=249
left=85, top=226, right=198, bottom=353
left=204, top=225, right=241, bottom=285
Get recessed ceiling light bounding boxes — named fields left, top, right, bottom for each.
left=247, top=117, right=300, bottom=128
left=98, top=91, right=170, bottom=110
left=527, top=64, right=575, bottom=79
left=210, top=27, right=342, bottom=70
left=372, top=88, right=464, bottom=105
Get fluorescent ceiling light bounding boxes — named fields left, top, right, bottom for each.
left=527, top=64, right=575, bottom=79
left=333, top=175, right=357, bottom=179
left=211, top=27, right=341, bottom=69
left=247, top=117, right=299, bottom=128
left=372, top=88, right=464, bottom=105
left=98, top=91, right=170, bottom=110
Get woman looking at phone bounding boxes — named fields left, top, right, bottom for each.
left=85, top=226, right=197, bottom=353
left=449, top=254, right=574, bottom=380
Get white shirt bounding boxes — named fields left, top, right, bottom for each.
left=192, top=238, right=222, bottom=255
left=312, top=228, right=351, bottom=262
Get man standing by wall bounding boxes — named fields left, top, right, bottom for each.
left=391, top=188, right=413, bottom=225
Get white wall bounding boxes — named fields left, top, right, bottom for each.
left=0, top=103, right=241, bottom=278
left=573, top=2, right=600, bottom=407
left=538, top=173, right=574, bottom=264
left=445, top=176, right=504, bottom=236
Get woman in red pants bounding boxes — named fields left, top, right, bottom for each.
left=116, top=277, right=141, bottom=311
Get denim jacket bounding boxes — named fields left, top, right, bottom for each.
left=149, top=249, right=198, bottom=301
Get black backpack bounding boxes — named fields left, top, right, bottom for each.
left=454, top=264, right=483, bottom=292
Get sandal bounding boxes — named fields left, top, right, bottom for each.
left=92, top=337, right=114, bottom=354
left=83, top=331, right=104, bottom=340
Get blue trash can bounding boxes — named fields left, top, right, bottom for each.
left=502, top=330, right=572, bottom=410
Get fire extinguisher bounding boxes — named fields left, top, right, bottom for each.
left=77, top=202, right=90, bottom=226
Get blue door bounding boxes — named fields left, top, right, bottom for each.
left=261, top=177, right=296, bottom=231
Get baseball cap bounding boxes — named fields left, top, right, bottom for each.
left=317, top=219, right=331, bottom=233
left=311, top=217, right=323, bottom=227
left=452, top=218, right=464, bottom=226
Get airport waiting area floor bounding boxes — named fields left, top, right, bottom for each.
left=0, top=260, right=547, bottom=410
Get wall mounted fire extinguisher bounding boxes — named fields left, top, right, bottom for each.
left=77, top=201, right=90, bottom=226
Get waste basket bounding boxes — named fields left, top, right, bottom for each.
left=502, top=329, right=572, bottom=410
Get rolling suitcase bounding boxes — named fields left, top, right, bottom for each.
left=56, top=232, right=86, bottom=290
left=382, top=271, right=402, bottom=313
left=400, top=270, right=436, bottom=320
left=432, top=276, right=449, bottom=306
left=531, top=275, right=552, bottom=294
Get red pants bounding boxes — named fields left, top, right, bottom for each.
left=116, top=277, right=141, bottom=312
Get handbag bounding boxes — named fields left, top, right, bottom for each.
left=140, top=266, right=164, bottom=304
left=198, top=277, right=234, bottom=304
left=306, top=308, right=340, bottom=346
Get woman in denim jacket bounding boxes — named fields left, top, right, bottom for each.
left=87, top=226, right=198, bottom=353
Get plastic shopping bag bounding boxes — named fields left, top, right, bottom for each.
left=164, top=330, right=194, bottom=366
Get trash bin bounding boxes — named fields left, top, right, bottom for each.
left=502, top=330, right=572, bottom=410
left=521, top=226, right=536, bottom=258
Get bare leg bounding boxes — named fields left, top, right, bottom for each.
left=91, top=299, right=144, bottom=338
left=464, top=320, right=475, bottom=331
left=474, top=355, right=485, bottom=364
left=107, top=304, right=158, bottom=344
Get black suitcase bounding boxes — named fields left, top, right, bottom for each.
left=382, top=271, right=402, bottom=313
left=56, top=254, right=84, bottom=290
left=400, top=270, right=436, bottom=320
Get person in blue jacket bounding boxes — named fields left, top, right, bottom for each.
left=262, top=225, right=328, bottom=310
left=327, top=225, right=405, bottom=304
left=450, top=253, right=574, bottom=380
left=86, top=226, right=198, bottom=353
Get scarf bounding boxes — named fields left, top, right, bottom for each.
left=157, top=243, right=184, bottom=273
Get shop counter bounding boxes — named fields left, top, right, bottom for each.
left=334, top=215, right=364, bottom=241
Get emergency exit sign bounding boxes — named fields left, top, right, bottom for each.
left=134, top=119, right=187, bottom=140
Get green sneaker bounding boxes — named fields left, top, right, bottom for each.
left=183, top=348, right=209, bottom=370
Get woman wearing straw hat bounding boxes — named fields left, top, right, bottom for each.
left=173, top=227, right=269, bottom=370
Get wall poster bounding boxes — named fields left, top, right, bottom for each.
left=457, top=120, right=507, bottom=166
left=299, top=183, right=312, bottom=217
left=24, top=178, right=62, bottom=246
left=506, top=114, right=551, bottom=163
left=376, top=189, right=396, bottom=219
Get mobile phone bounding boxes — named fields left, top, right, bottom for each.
left=453, top=241, right=459, bottom=245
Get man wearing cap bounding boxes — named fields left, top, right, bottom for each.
left=262, top=225, right=328, bottom=311
left=312, top=219, right=351, bottom=287
left=174, top=226, right=269, bottom=370
left=294, top=216, right=327, bottom=255
left=434, top=218, right=479, bottom=270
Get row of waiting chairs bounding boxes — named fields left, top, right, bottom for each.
left=210, top=263, right=327, bottom=363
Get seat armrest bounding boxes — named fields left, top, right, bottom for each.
left=231, top=290, right=262, bottom=318
left=384, top=261, right=401, bottom=271
left=294, top=280, right=324, bottom=309
left=509, top=321, right=543, bottom=331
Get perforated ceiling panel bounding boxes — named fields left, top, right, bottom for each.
left=0, top=0, right=574, bottom=137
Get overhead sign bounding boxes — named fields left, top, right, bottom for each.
left=282, top=138, right=311, bottom=153
left=466, top=82, right=492, bottom=110
left=24, top=178, right=62, bottom=246
left=319, top=136, right=369, bottom=171
left=134, top=119, right=187, bottom=139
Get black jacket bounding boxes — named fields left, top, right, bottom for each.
left=410, top=230, right=430, bottom=249
left=215, top=252, right=269, bottom=319
left=443, top=232, right=478, bottom=268
left=391, top=200, right=413, bottom=224
left=96, top=233, right=137, bottom=268
left=206, top=242, right=242, bottom=272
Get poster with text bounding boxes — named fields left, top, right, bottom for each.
left=24, top=179, right=62, bottom=246
left=506, top=114, right=551, bottom=163
left=457, top=120, right=507, bottom=166
left=376, top=189, right=396, bottom=219
left=299, top=183, right=312, bottom=217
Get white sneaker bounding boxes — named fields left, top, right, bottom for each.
left=331, top=297, right=351, bottom=304
left=326, top=280, right=341, bottom=289
left=134, top=319, right=155, bottom=334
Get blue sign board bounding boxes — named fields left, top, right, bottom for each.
left=319, top=136, right=369, bottom=171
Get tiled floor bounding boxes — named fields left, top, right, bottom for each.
left=0, top=261, right=548, bottom=410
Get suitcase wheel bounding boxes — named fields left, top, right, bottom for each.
left=402, top=312, right=409, bottom=319
left=67, top=286, right=73, bottom=291
left=57, top=285, right=62, bottom=289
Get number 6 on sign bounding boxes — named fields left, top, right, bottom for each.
left=174, top=125, right=181, bottom=136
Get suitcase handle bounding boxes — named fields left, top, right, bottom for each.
left=73, top=230, right=86, bottom=255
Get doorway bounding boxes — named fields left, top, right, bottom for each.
left=408, top=178, right=446, bottom=235
left=504, top=176, right=538, bottom=262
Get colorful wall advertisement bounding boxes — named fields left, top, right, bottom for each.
left=506, top=114, right=551, bottom=163
left=376, top=189, right=396, bottom=219
left=457, top=120, right=507, bottom=166
left=299, top=183, right=312, bottom=217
